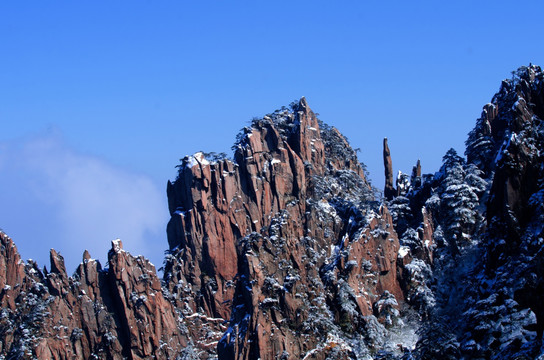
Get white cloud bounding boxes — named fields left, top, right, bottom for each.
left=0, top=131, right=168, bottom=273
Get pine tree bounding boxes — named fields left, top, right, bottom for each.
left=427, top=149, right=486, bottom=254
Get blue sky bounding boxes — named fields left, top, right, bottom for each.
left=1, top=1, right=543, bottom=271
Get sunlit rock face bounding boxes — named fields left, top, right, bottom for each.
left=2, top=65, right=544, bottom=359
left=0, top=234, right=191, bottom=359
left=165, top=98, right=411, bottom=359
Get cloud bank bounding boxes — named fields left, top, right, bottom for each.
left=0, top=131, right=168, bottom=272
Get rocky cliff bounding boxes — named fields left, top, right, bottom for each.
left=164, top=98, right=410, bottom=359
left=386, top=64, right=544, bottom=359
left=1, top=66, right=544, bottom=359
left=0, top=233, right=193, bottom=359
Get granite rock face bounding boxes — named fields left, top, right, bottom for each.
left=165, top=98, right=408, bottom=359
left=0, top=234, right=193, bottom=359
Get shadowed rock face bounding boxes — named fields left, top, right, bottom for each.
left=467, top=66, right=544, bottom=349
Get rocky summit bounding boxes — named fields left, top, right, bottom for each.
left=1, top=65, right=544, bottom=359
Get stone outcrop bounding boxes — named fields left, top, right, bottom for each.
left=383, top=138, right=395, bottom=200
left=410, top=160, right=422, bottom=189
left=465, top=65, right=544, bottom=256
left=0, top=232, right=197, bottom=359
left=485, top=69, right=544, bottom=243
left=166, top=98, right=406, bottom=359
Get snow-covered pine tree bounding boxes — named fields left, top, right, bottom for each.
left=426, top=149, right=486, bottom=254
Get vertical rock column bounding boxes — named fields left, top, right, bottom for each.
left=383, top=138, right=395, bottom=200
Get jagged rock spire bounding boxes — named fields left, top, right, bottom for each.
left=383, top=138, right=395, bottom=200
left=411, top=159, right=422, bottom=189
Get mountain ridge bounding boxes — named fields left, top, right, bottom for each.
left=1, top=65, right=544, bottom=359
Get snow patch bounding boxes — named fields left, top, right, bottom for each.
left=111, top=239, right=123, bottom=253
left=185, top=152, right=210, bottom=168
left=398, top=246, right=410, bottom=258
